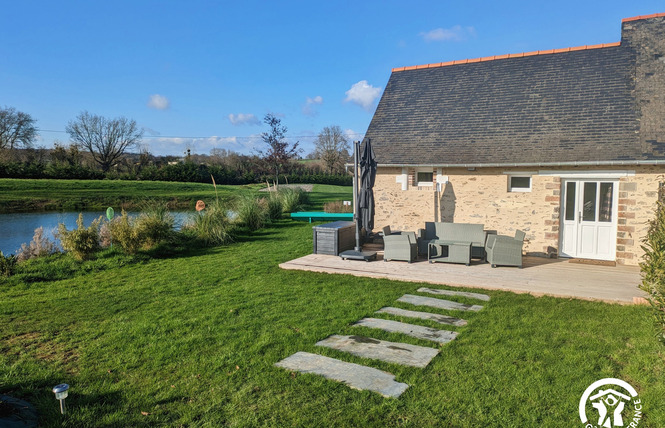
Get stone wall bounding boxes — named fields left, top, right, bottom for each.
left=374, top=167, right=437, bottom=232
left=373, top=166, right=663, bottom=266
left=617, top=166, right=663, bottom=265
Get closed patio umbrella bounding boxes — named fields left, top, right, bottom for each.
left=358, top=138, right=377, bottom=236
left=339, top=139, right=377, bottom=261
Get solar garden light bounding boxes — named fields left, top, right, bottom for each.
left=52, top=383, right=69, bottom=414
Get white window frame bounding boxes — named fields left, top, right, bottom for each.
left=416, top=170, right=434, bottom=187
left=507, top=175, right=532, bottom=192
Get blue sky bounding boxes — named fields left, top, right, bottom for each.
left=1, top=1, right=663, bottom=157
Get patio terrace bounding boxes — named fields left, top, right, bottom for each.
left=280, top=250, right=648, bottom=305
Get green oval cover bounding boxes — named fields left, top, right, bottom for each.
left=106, top=207, right=115, bottom=221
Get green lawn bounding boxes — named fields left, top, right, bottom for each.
left=1, top=218, right=664, bottom=426
left=0, top=178, right=244, bottom=212
left=0, top=181, right=661, bottom=425
left=0, top=179, right=351, bottom=213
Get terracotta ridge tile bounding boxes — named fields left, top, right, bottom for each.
left=622, top=12, right=665, bottom=23
left=391, top=36, right=624, bottom=72
left=569, top=45, right=587, bottom=52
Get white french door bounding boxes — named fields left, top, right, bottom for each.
left=560, top=179, right=618, bottom=260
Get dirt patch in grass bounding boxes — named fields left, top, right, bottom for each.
left=5, top=332, right=79, bottom=373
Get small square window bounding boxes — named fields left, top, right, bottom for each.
left=417, top=172, right=433, bottom=186
left=509, top=176, right=531, bottom=192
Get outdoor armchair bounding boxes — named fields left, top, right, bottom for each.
left=485, top=230, right=525, bottom=268
left=381, top=225, right=402, bottom=236
left=383, top=231, right=418, bottom=263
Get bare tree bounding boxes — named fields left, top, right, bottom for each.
left=66, top=111, right=143, bottom=172
left=0, top=106, right=37, bottom=151
left=313, top=125, right=350, bottom=174
left=259, top=114, right=300, bottom=183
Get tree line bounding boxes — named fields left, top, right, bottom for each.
left=0, top=106, right=353, bottom=185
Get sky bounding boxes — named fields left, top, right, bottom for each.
left=1, top=1, right=663, bottom=157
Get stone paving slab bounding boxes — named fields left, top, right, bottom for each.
left=398, top=294, right=484, bottom=312
left=316, top=334, right=440, bottom=368
left=376, top=306, right=468, bottom=326
left=354, top=318, right=458, bottom=344
left=417, top=287, right=490, bottom=301
left=275, top=351, right=409, bottom=398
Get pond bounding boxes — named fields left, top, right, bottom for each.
left=0, top=211, right=193, bottom=256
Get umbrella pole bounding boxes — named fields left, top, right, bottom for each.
left=353, top=140, right=361, bottom=251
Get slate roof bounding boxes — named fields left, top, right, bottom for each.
left=365, top=44, right=646, bottom=166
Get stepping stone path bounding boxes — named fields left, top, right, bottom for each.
left=397, top=294, right=484, bottom=312
left=354, top=318, right=458, bottom=344
left=376, top=306, right=467, bottom=326
left=275, top=287, right=489, bottom=398
left=316, top=334, right=440, bottom=368
left=275, top=351, right=409, bottom=398
left=417, top=287, right=491, bottom=302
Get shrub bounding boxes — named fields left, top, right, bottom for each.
left=16, top=226, right=58, bottom=262
left=99, top=222, right=112, bottom=248
left=186, top=202, right=234, bottom=245
left=323, top=200, right=353, bottom=213
left=266, top=193, right=283, bottom=220
left=135, top=202, right=174, bottom=248
left=640, top=200, right=665, bottom=344
left=108, top=211, right=143, bottom=254
left=278, top=187, right=309, bottom=213
left=57, top=214, right=102, bottom=260
left=236, top=196, right=268, bottom=231
left=0, top=251, right=17, bottom=277
left=106, top=205, right=174, bottom=254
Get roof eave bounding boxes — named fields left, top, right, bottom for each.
left=377, top=160, right=665, bottom=168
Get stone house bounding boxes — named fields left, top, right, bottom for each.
left=364, top=13, right=665, bottom=266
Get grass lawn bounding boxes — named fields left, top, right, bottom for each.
left=0, top=178, right=247, bottom=213
left=0, top=179, right=351, bottom=213
left=1, top=218, right=664, bottom=426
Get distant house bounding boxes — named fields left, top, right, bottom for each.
left=365, top=13, right=665, bottom=265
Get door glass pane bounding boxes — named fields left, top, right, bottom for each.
left=565, top=182, right=576, bottom=221
left=599, top=182, right=614, bottom=222
left=582, top=182, right=597, bottom=222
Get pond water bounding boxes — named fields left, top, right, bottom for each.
left=0, top=211, right=192, bottom=256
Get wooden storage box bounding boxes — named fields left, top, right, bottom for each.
left=313, top=221, right=355, bottom=255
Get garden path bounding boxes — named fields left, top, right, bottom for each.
left=274, top=288, right=490, bottom=398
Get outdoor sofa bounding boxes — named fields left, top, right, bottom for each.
left=417, top=222, right=487, bottom=261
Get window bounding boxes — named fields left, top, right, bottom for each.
left=508, top=175, right=531, bottom=192
left=416, top=171, right=433, bottom=186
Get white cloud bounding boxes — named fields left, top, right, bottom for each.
left=147, top=94, right=170, bottom=110
left=420, top=25, right=476, bottom=42
left=145, top=134, right=263, bottom=156
left=344, top=81, right=382, bottom=111
left=308, top=95, right=323, bottom=104
left=228, top=113, right=260, bottom=126
left=344, top=128, right=363, bottom=142
left=302, top=95, right=323, bottom=116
